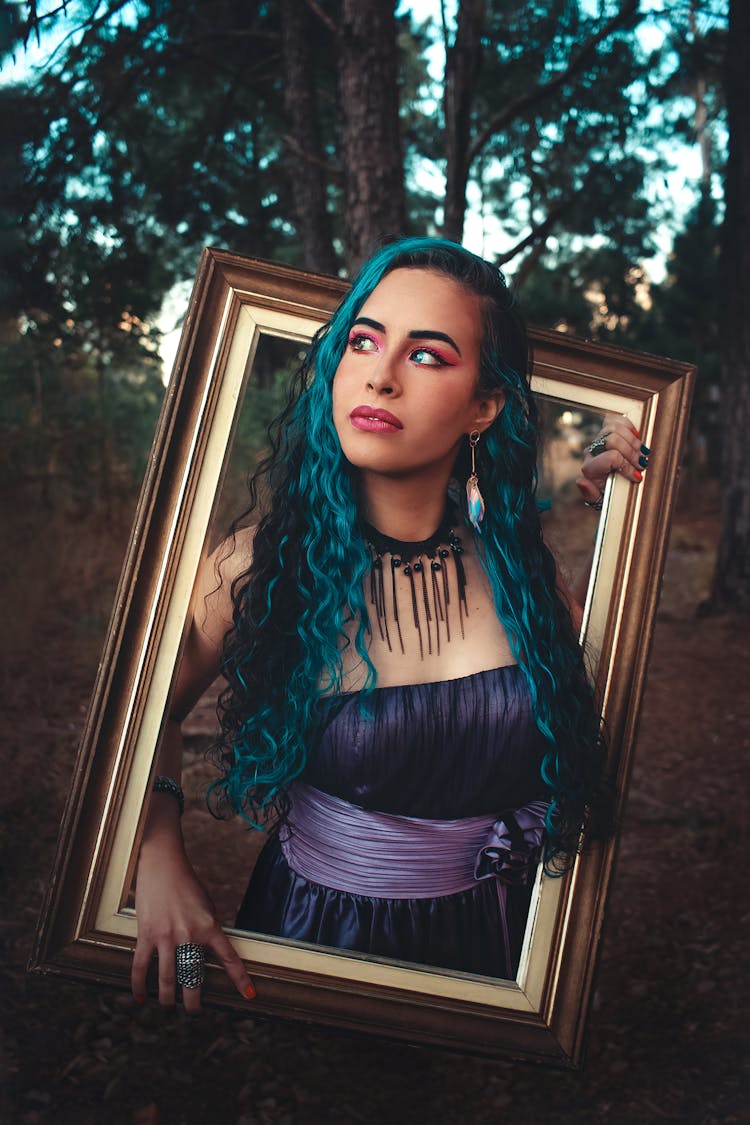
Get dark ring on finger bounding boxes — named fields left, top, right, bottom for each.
left=584, top=492, right=604, bottom=512
left=175, top=942, right=206, bottom=989
left=587, top=434, right=609, bottom=457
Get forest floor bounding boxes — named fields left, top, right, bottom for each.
left=1, top=481, right=748, bottom=1124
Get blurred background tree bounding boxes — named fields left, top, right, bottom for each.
left=1, top=0, right=743, bottom=601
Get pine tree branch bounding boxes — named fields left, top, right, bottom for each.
left=22, top=1, right=69, bottom=48
left=282, top=134, right=341, bottom=177
left=29, top=0, right=134, bottom=73
left=303, top=0, right=338, bottom=37
left=494, top=196, right=574, bottom=266
left=512, top=238, right=549, bottom=289
left=466, top=0, right=641, bottom=167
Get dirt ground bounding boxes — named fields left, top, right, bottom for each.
left=1, top=483, right=747, bottom=1124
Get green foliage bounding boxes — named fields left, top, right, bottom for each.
left=635, top=189, right=722, bottom=473
left=0, top=0, right=731, bottom=517
left=1, top=70, right=167, bottom=509
left=475, top=6, right=652, bottom=280
left=637, top=191, right=721, bottom=365
left=0, top=323, right=165, bottom=511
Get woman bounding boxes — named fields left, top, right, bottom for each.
left=131, top=238, right=647, bottom=1012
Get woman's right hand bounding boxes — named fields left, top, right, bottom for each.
left=131, top=838, right=256, bottom=1013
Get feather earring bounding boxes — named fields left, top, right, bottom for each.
left=466, top=430, right=485, bottom=533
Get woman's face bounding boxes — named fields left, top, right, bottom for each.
left=332, top=268, right=502, bottom=485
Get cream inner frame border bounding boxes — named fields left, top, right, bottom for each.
left=31, top=248, right=695, bottom=1066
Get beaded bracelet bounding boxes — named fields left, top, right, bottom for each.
left=152, top=775, right=185, bottom=816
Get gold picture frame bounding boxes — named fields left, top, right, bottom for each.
left=30, top=248, right=695, bottom=1066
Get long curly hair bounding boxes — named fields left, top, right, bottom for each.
left=211, top=237, right=606, bottom=866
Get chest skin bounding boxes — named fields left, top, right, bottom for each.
left=337, top=538, right=517, bottom=693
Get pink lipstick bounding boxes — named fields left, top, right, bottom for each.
left=350, top=406, right=403, bottom=432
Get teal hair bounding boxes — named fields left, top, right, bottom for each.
left=213, top=237, right=605, bottom=863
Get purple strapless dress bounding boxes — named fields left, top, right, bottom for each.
left=235, top=665, right=549, bottom=978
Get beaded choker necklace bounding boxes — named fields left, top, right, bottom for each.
left=362, top=517, right=468, bottom=659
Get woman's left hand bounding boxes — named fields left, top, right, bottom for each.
left=576, top=413, right=650, bottom=507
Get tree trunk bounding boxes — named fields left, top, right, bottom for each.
left=712, top=0, right=750, bottom=609
left=442, top=0, right=485, bottom=244
left=279, top=0, right=338, bottom=274
left=337, top=0, right=406, bottom=272
left=689, top=4, right=713, bottom=188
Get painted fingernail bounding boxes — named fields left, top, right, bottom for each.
left=134, top=994, right=147, bottom=1006
left=631, top=427, right=640, bottom=437
left=245, top=983, right=256, bottom=1000
left=638, top=455, right=649, bottom=468
left=634, top=469, right=643, bottom=482
left=640, top=444, right=651, bottom=455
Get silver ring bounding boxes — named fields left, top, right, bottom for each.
left=175, top=942, right=206, bottom=989
left=587, top=434, right=609, bottom=457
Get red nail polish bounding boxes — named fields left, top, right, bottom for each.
left=245, top=983, right=256, bottom=1000
left=634, top=470, right=642, bottom=482
left=134, top=994, right=147, bottom=1006
left=631, top=427, right=639, bottom=437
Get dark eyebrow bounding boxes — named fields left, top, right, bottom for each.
left=351, top=318, right=462, bottom=357
left=408, top=330, right=461, bottom=356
